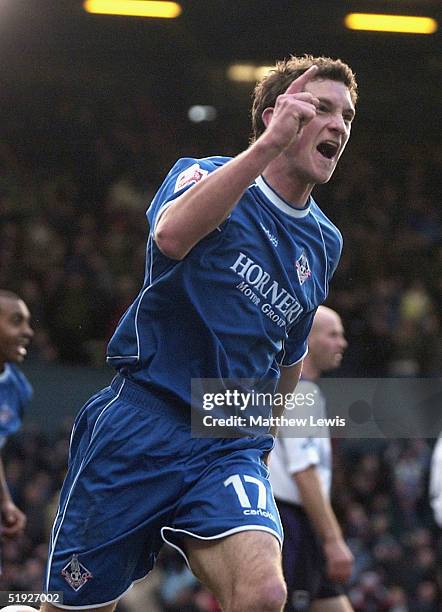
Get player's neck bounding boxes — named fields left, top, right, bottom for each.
left=262, top=161, right=314, bottom=208
left=301, top=358, right=320, bottom=382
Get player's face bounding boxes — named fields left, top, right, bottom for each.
left=0, top=298, right=33, bottom=367
left=310, top=315, right=347, bottom=372
left=286, top=79, right=355, bottom=185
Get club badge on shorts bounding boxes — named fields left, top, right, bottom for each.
left=61, top=554, right=93, bottom=591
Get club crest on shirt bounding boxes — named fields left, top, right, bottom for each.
left=174, top=163, right=208, bottom=192
left=61, top=554, right=93, bottom=591
left=296, top=250, right=311, bottom=285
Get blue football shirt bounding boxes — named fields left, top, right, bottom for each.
left=107, top=156, right=342, bottom=406
left=0, top=363, right=33, bottom=448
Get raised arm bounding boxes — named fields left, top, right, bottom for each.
left=155, top=66, right=319, bottom=260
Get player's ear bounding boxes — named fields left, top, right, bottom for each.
left=262, top=107, right=274, bottom=128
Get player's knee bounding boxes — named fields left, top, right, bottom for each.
left=231, top=575, right=287, bottom=611
left=259, top=577, right=287, bottom=611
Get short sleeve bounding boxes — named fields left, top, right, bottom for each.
left=430, top=436, right=442, bottom=527
left=0, top=367, right=31, bottom=442
left=147, top=157, right=219, bottom=234
left=276, top=309, right=317, bottom=367
left=280, top=437, right=320, bottom=475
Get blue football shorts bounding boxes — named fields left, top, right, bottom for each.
left=44, top=375, right=283, bottom=609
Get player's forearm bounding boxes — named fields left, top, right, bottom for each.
left=0, top=457, right=12, bottom=503
left=269, top=361, right=303, bottom=437
left=155, top=137, right=279, bottom=260
left=294, top=466, right=343, bottom=543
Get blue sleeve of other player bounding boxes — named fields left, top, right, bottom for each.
left=15, top=367, right=33, bottom=408
left=276, top=309, right=317, bottom=367
left=0, top=366, right=32, bottom=441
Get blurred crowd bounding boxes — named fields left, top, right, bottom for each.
left=0, top=80, right=441, bottom=610
left=320, top=138, right=441, bottom=378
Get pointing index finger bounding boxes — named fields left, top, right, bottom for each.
left=285, top=65, right=319, bottom=95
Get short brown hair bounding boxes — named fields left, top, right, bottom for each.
left=251, top=54, right=358, bottom=142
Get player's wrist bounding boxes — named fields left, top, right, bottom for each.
left=322, top=532, right=343, bottom=544
left=251, top=132, right=285, bottom=163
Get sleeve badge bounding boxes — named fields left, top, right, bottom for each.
left=174, top=163, right=208, bottom=192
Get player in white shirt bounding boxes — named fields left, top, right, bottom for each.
left=429, top=433, right=442, bottom=528
left=270, top=306, right=354, bottom=611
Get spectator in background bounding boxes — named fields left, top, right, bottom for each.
left=270, top=306, right=354, bottom=611
left=0, top=291, right=33, bottom=555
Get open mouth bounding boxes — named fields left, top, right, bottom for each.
left=17, top=340, right=29, bottom=357
left=316, top=141, right=339, bottom=160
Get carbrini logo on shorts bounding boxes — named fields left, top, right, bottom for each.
left=61, top=554, right=93, bottom=591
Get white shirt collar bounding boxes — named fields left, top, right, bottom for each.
left=254, top=175, right=311, bottom=219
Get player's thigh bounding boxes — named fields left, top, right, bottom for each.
left=40, top=604, right=116, bottom=612
left=311, top=595, right=354, bottom=612
left=185, top=530, right=285, bottom=603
